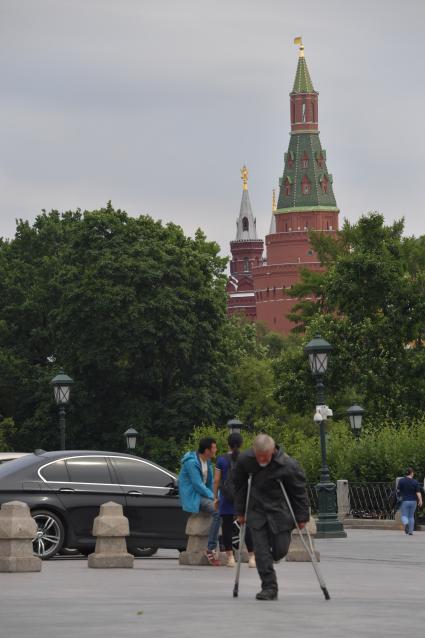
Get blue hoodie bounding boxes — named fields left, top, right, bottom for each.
left=178, top=451, right=214, bottom=513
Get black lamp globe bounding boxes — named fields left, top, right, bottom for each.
left=51, top=370, right=74, bottom=405
left=347, top=404, right=365, bottom=438
left=124, top=427, right=138, bottom=450
left=304, top=334, right=333, bottom=377
left=227, top=419, right=243, bottom=434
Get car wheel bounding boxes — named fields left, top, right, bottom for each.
left=32, top=510, right=65, bottom=560
left=131, top=547, right=158, bottom=557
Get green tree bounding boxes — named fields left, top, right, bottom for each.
left=0, top=205, right=237, bottom=462
left=275, top=213, right=425, bottom=421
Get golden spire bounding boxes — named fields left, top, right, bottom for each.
left=272, top=188, right=277, bottom=212
left=294, top=36, right=304, bottom=58
left=240, top=165, right=248, bottom=191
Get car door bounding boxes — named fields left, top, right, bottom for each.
left=110, top=456, right=188, bottom=548
left=39, top=455, right=126, bottom=544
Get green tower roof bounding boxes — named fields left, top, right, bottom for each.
left=276, top=133, right=337, bottom=211
left=292, top=56, right=315, bottom=93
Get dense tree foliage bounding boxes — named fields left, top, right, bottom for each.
left=277, top=213, right=425, bottom=422
left=2, top=206, right=425, bottom=473
left=0, top=205, right=239, bottom=465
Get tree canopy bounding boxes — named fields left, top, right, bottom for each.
left=0, top=204, right=238, bottom=464
left=277, top=213, right=425, bottom=422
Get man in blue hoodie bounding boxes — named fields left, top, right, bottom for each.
left=178, top=437, right=221, bottom=566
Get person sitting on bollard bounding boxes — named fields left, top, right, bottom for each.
left=178, top=437, right=221, bottom=566
left=214, top=432, right=255, bottom=568
left=233, top=433, right=309, bottom=600
left=398, top=467, right=423, bottom=535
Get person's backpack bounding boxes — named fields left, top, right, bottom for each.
left=220, top=455, right=237, bottom=502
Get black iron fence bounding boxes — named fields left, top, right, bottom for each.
left=308, top=481, right=395, bottom=520
left=348, top=482, right=395, bottom=519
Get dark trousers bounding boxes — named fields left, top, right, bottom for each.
left=250, top=525, right=292, bottom=592
left=221, top=514, right=254, bottom=552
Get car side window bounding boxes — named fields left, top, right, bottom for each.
left=65, top=457, right=112, bottom=484
left=40, top=460, right=69, bottom=482
left=111, top=458, right=174, bottom=487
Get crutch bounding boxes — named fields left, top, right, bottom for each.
left=278, top=480, right=331, bottom=601
left=233, top=473, right=253, bottom=598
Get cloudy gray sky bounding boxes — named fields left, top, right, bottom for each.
left=1, top=0, right=425, bottom=255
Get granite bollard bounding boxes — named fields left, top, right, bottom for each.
left=286, top=514, right=320, bottom=562
left=179, top=513, right=226, bottom=565
left=0, top=501, right=42, bottom=572
left=88, top=501, right=134, bottom=568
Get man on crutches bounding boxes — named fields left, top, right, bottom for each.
left=233, top=434, right=309, bottom=601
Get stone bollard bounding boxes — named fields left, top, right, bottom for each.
left=0, top=501, right=42, bottom=572
left=88, top=501, right=133, bottom=568
left=337, top=480, right=350, bottom=521
left=286, top=515, right=320, bottom=562
left=179, top=513, right=226, bottom=566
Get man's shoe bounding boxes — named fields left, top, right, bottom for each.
left=205, top=550, right=220, bottom=566
left=226, top=555, right=236, bottom=567
left=404, top=524, right=409, bottom=535
left=255, top=590, right=278, bottom=601
left=248, top=555, right=256, bottom=568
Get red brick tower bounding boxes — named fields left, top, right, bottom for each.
left=227, top=166, right=264, bottom=320
left=252, top=39, right=339, bottom=333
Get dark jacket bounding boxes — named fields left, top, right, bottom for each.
left=233, top=447, right=310, bottom=534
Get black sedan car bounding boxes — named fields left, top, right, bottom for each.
left=0, top=450, right=189, bottom=559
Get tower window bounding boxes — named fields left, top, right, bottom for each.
left=301, top=152, right=309, bottom=169
left=243, top=257, right=250, bottom=272
left=285, top=183, right=291, bottom=196
left=319, top=174, right=329, bottom=194
left=302, top=102, right=306, bottom=122
left=242, top=217, right=249, bottom=232
left=301, top=175, right=311, bottom=195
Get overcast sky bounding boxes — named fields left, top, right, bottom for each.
left=1, top=0, right=425, bottom=255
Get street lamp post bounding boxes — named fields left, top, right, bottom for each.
left=51, top=370, right=74, bottom=451
left=304, top=334, right=346, bottom=539
left=123, top=427, right=138, bottom=451
left=347, top=404, right=365, bottom=439
left=227, top=418, right=243, bottom=434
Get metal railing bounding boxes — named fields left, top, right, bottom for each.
left=308, top=481, right=395, bottom=520
left=348, top=482, right=395, bottom=520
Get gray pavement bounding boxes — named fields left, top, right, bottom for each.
left=1, top=529, right=424, bottom=638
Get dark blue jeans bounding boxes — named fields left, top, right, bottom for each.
left=199, top=497, right=221, bottom=551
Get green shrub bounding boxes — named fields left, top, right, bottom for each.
left=175, top=417, right=425, bottom=483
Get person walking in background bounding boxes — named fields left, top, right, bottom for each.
left=213, top=432, right=255, bottom=568
left=178, top=437, right=222, bottom=565
left=398, top=467, right=423, bottom=535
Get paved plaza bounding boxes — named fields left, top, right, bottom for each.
left=0, top=529, right=424, bottom=638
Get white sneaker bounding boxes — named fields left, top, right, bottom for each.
left=227, top=555, right=236, bottom=567
left=248, top=555, right=256, bottom=568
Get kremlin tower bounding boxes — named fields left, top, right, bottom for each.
left=227, top=39, right=339, bottom=334
left=226, top=166, right=264, bottom=319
